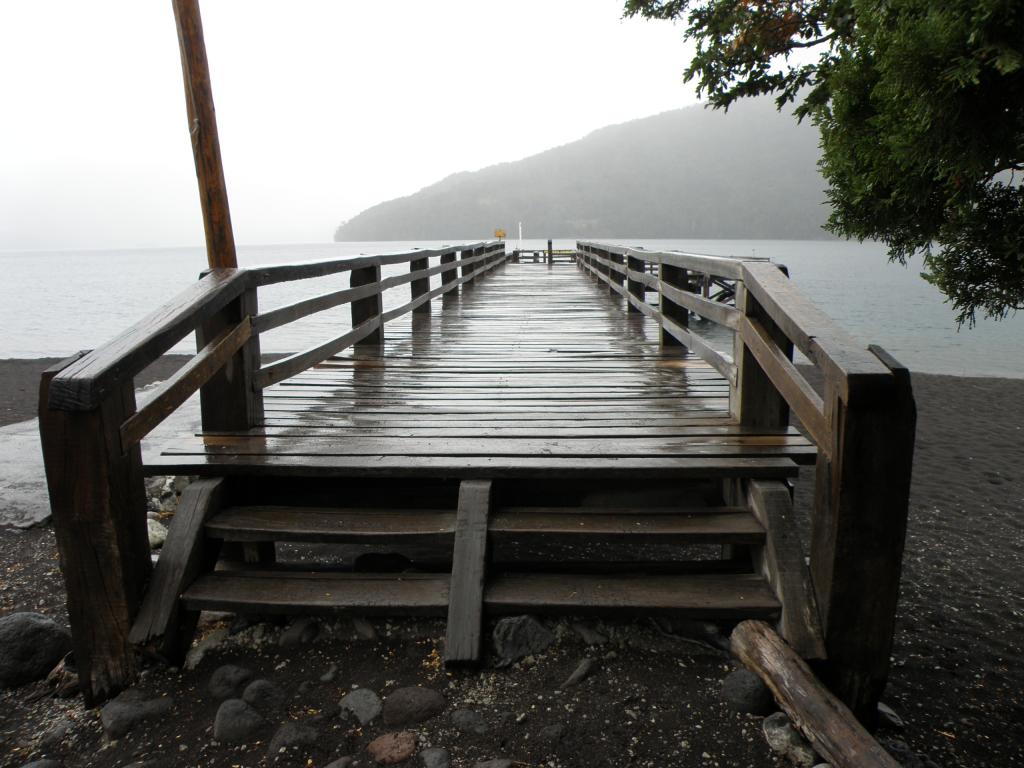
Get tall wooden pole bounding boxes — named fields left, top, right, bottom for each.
left=173, top=0, right=237, bottom=269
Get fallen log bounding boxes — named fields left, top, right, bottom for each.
left=731, top=620, right=900, bottom=768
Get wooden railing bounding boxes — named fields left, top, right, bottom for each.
left=38, top=241, right=506, bottom=704
left=577, top=240, right=916, bottom=725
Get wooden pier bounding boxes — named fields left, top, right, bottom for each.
left=39, top=241, right=914, bottom=728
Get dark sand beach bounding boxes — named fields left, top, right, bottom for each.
left=1, top=359, right=1022, bottom=767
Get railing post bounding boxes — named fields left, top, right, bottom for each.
left=659, top=262, right=689, bottom=349
left=811, top=353, right=915, bottom=725
left=410, top=254, right=430, bottom=314
left=198, top=282, right=263, bottom=431
left=609, top=252, right=625, bottom=296
left=547, top=239, right=553, bottom=264
left=627, top=254, right=644, bottom=312
left=732, top=281, right=791, bottom=427
left=441, top=250, right=457, bottom=290
left=351, top=262, right=383, bottom=345
left=39, top=356, right=152, bottom=705
left=461, top=247, right=477, bottom=283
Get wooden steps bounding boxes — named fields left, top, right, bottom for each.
left=203, top=505, right=764, bottom=546
left=181, top=570, right=780, bottom=621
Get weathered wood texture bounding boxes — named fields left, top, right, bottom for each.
left=172, top=0, right=236, bottom=269
left=811, top=349, right=916, bottom=725
left=39, top=355, right=152, bottom=705
left=732, top=621, right=901, bottom=768
left=746, top=480, right=825, bottom=659
left=129, top=479, right=225, bottom=662
left=150, top=264, right=813, bottom=478
left=445, top=480, right=492, bottom=666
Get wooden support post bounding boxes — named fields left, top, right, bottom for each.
left=610, top=252, right=625, bottom=296
left=627, top=255, right=644, bottom=312
left=198, top=285, right=262, bottom=432
left=129, top=479, right=225, bottom=663
left=461, top=247, right=477, bottom=283
left=172, top=0, right=236, bottom=270
left=445, top=480, right=492, bottom=667
left=547, top=239, right=553, bottom=264
left=351, top=263, right=383, bottom=346
left=39, top=355, right=152, bottom=705
left=410, top=255, right=430, bottom=315
left=746, top=480, right=825, bottom=660
left=811, top=350, right=915, bottom=725
left=732, top=281, right=791, bottom=427
left=441, top=251, right=457, bottom=288
left=732, top=621, right=901, bottom=768
left=659, top=263, right=689, bottom=349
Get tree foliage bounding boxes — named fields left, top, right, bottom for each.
left=625, top=0, right=1024, bottom=324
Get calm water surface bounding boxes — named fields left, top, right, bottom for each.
left=1, top=239, right=1020, bottom=378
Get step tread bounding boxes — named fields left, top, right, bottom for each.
left=204, top=505, right=764, bottom=544
left=492, top=507, right=764, bottom=542
left=206, top=506, right=455, bottom=542
left=181, top=570, right=779, bottom=620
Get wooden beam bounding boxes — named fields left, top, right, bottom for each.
left=121, top=316, right=251, bottom=450
left=39, top=355, right=152, bottom=705
left=811, top=348, right=915, bottom=725
left=445, top=480, right=492, bottom=667
left=129, top=479, right=225, bottom=662
left=746, top=480, right=825, bottom=659
left=732, top=621, right=900, bottom=768
left=172, top=0, right=236, bottom=269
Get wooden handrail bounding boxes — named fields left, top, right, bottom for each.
left=578, top=239, right=916, bottom=725
left=48, top=268, right=249, bottom=411
left=119, top=316, right=252, bottom=450
left=249, top=241, right=491, bottom=286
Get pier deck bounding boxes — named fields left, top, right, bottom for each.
left=150, top=264, right=814, bottom=477
left=40, top=241, right=915, bottom=725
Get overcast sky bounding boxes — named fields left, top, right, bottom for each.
left=1, top=1, right=698, bottom=251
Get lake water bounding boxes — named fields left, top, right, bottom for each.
left=1, top=239, right=1021, bottom=378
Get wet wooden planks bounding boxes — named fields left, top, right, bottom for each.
left=151, top=264, right=814, bottom=476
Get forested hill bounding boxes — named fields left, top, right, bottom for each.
left=334, top=96, right=829, bottom=241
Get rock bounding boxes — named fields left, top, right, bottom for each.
left=20, top=761, right=62, bottom=768
left=722, top=668, right=775, bottom=716
left=538, top=723, right=566, bottom=745
left=493, top=616, right=554, bottom=662
left=38, top=716, right=73, bottom=749
left=268, top=722, right=318, bottom=755
left=879, top=737, right=935, bottom=768
left=341, top=687, right=383, bottom=725
left=353, top=616, right=379, bottom=640
left=877, top=701, right=905, bottom=730
left=383, top=686, right=445, bottom=726
left=571, top=621, right=608, bottom=646
left=208, top=664, right=253, bottom=699
left=762, top=712, right=817, bottom=768
left=320, top=663, right=338, bottom=682
left=473, top=761, right=513, bottom=768
left=214, top=699, right=265, bottom=743
left=242, top=679, right=286, bottom=713
left=420, top=747, right=450, bottom=768
left=561, top=658, right=595, bottom=688
left=0, top=612, right=72, bottom=688
left=451, top=708, right=488, bottom=735
left=100, top=689, right=174, bottom=739
left=184, top=628, right=228, bottom=670
left=325, top=759, right=355, bottom=768
left=367, top=731, right=417, bottom=764
left=280, top=617, right=320, bottom=646
left=147, top=519, right=168, bottom=549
